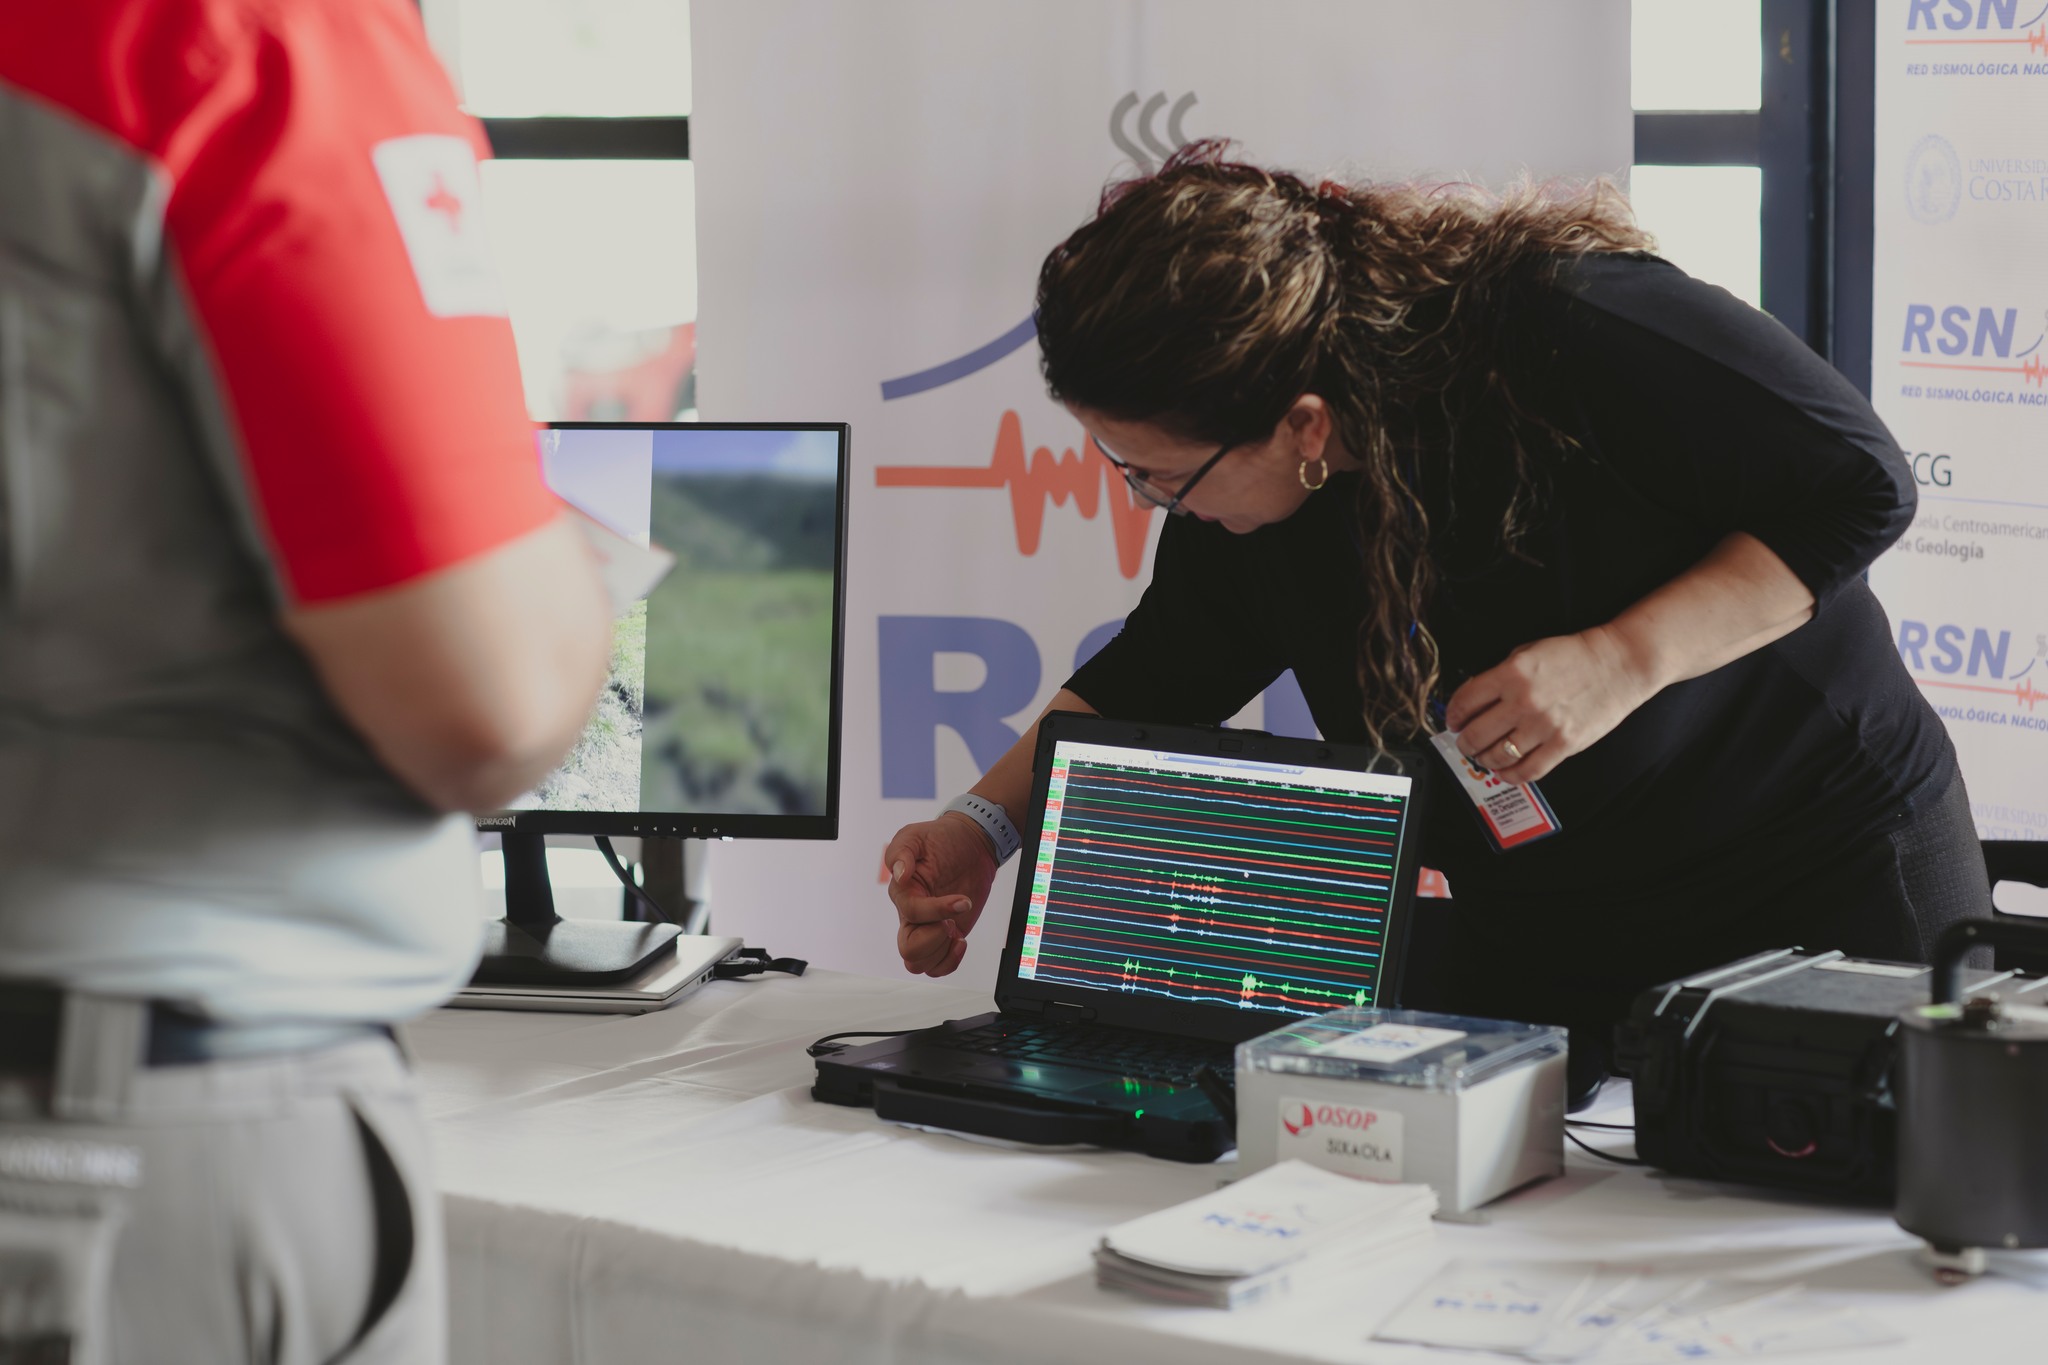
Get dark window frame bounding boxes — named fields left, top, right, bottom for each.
left=1633, top=0, right=1837, bottom=361
left=480, top=117, right=689, bottom=160
left=1831, top=1, right=1875, bottom=397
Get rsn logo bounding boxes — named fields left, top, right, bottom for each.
left=1109, top=91, right=1198, bottom=174
left=1906, top=0, right=2048, bottom=35
left=1900, top=304, right=2048, bottom=389
left=1902, top=304, right=2039, bottom=357
left=1897, top=621, right=2015, bottom=678
left=1281, top=1101, right=1380, bottom=1138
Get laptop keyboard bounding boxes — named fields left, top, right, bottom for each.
left=929, top=1021, right=1233, bottom=1086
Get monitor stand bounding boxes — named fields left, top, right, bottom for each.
left=470, top=832, right=681, bottom=987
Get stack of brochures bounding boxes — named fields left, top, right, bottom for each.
left=1373, top=1259, right=1903, bottom=1361
left=1093, top=1160, right=1436, bottom=1309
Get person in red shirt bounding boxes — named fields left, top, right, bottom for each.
left=0, top=1, right=610, bottom=1358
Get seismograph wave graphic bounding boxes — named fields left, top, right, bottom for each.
left=1901, top=352, right=2048, bottom=386
left=1904, top=19, right=2048, bottom=52
left=874, top=410, right=1158, bottom=579
left=1914, top=674, right=2048, bottom=709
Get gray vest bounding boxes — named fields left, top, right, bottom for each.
left=0, top=85, right=480, bottom=1023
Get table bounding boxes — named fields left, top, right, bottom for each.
left=406, top=968, right=2046, bottom=1365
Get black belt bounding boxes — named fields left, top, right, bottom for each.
left=0, top=983, right=390, bottom=1072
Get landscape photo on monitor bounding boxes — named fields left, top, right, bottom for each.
left=513, top=426, right=839, bottom=818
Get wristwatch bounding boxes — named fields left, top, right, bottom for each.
left=943, top=792, right=1021, bottom=864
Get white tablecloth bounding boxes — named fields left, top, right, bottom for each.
left=405, top=969, right=2045, bottom=1365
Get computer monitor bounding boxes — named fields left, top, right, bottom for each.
left=473, top=422, right=849, bottom=984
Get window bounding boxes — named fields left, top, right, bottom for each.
left=1630, top=0, right=1833, bottom=354
left=442, top=0, right=691, bottom=118
left=1631, top=1, right=1763, bottom=307
left=1632, top=0, right=1762, bottom=112
left=423, top=1, right=1838, bottom=404
left=419, top=0, right=697, bottom=421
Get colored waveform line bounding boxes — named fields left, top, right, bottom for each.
left=1062, top=789, right=1400, bottom=844
left=1039, top=955, right=1372, bottom=1010
left=1900, top=354, right=2048, bottom=385
left=1041, top=895, right=1385, bottom=954
left=1913, top=673, right=2048, bottom=709
left=1056, top=785, right=1409, bottom=826
left=1055, top=940, right=1367, bottom=987
left=1903, top=23, right=2048, bottom=52
left=1089, top=949, right=1376, bottom=994
left=1040, top=900, right=1381, bottom=958
left=873, top=410, right=1156, bottom=578
left=1071, top=765, right=1408, bottom=816
left=1053, top=855, right=1390, bottom=912
left=1065, top=831, right=1389, bottom=878
left=1053, top=934, right=1383, bottom=992
left=1063, top=820, right=1396, bottom=869
left=1047, top=903, right=1383, bottom=958
left=1042, top=927, right=1378, bottom=987
left=1060, top=860, right=1390, bottom=914
left=1065, top=806, right=1395, bottom=857
left=1031, top=968, right=1347, bottom=1013
left=1064, top=855, right=1400, bottom=908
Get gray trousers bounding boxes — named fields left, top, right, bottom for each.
left=0, top=999, right=442, bottom=1364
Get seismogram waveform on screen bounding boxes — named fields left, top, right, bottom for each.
left=1017, top=757, right=1405, bottom=1014
left=874, top=411, right=1157, bottom=578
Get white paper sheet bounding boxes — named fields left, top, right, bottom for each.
left=1372, top=1259, right=1598, bottom=1352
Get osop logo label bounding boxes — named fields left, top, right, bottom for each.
left=1907, top=135, right=1964, bottom=223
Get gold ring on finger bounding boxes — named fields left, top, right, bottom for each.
left=1500, top=738, right=1523, bottom=762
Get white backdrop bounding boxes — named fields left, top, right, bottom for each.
left=1868, top=0, right=2048, bottom=843
left=690, top=0, right=1631, bottom=993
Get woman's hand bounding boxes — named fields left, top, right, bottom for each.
left=1443, top=626, right=1659, bottom=784
left=884, top=815, right=1000, bottom=976
left=1444, top=533, right=1817, bottom=784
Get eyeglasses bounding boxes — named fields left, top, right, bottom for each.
left=1094, top=439, right=1239, bottom=517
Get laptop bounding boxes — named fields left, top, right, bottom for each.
left=448, top=934, right=744, bottom=1014
left=813, top=712, right=1430, bottom=1162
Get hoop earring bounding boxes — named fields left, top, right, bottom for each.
left=1298, top=457, right=1330, bottom=491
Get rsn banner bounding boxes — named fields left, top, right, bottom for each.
left=1870, top=0, right=2048, bottom=843
left=690, top=0, right=1630, bottom=989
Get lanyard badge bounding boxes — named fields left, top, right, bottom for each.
left=1428, top=730, right=1562, bottom=852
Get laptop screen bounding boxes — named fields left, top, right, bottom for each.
left=1013, top=737, right=1417, bottom=1019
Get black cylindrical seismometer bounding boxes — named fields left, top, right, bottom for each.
left=1895, top=918, right=2048, bottom=1282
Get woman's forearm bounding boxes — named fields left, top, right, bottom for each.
left=964, top=687, right=1099, bottom=827
left=1594, top=531, right=1817, bottom=694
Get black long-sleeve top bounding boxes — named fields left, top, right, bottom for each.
left=1067, top=253, right=1952, bottom=933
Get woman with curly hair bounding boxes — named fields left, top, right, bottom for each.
left=883, top=143, right=1986, bottom=1102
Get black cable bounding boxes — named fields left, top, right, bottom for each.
left=595, top=836, right=674, bottom=925
left=806, top=1028, right=923, bottom=1058
left=1565, top=1120, right=1637, bottom=1132
left=1565, top=1128, right=1649, bottom=1167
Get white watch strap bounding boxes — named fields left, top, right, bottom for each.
left=944, top=793, right=1022, bottom=864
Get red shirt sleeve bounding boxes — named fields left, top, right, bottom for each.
left=10, top=0, right=559, bottom=604
left=175, top=0, right=558, bottom=603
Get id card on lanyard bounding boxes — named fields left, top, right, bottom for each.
left=1428, top=730, right=1563, bottom=852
